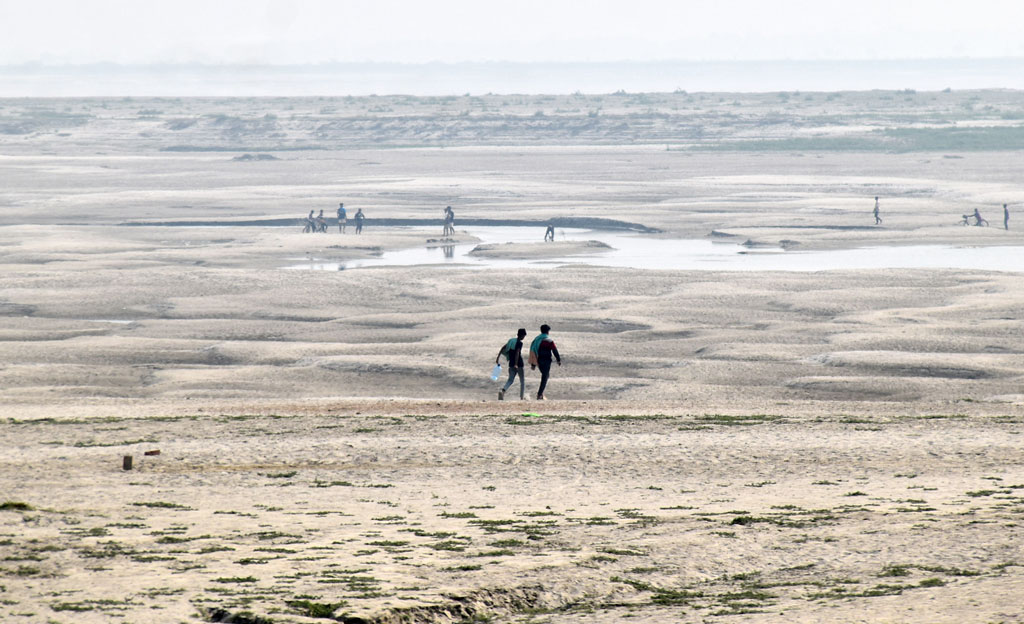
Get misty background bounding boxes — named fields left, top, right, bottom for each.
left=2, top=0, right=1024, bottom=95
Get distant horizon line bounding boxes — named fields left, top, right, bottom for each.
left=5, top=57, right=1023, bottom=97
left=4, top=56, right=1024, bottom=69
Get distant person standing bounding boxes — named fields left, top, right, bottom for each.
left=496, top=328, right=527, bottom=401
left=443, top=206, right=455, bottom=237
left=529, top=324, right=561, bottom=401
left=354, top=208, right=365, bottom=234
left=1004, top=204, right=1010, bottom=230
left=544, top=224, right=555, bottom=241
left=873, top=197, right=882, bottom=225
left=337, top=202, right=347, bottom=233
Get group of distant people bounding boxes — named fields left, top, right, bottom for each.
left=873, top=196, right=1011, bottom=230
left=306, top=202, right=560, bottom=241
left=303, top=203, right=364, bottom=234
left=495, top=324, right=562, bottom=401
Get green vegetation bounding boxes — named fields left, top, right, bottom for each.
left=287, top=599, right=346, bottom=618
left=130, top=501, right=192, bottom=510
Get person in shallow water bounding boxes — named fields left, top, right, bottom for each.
left=354, top=208, right=365, bottom=234
left=544, top=224, right=555, bottom=241
left=1005, top=204, right=1010, bottom=230
left=496, top=328, right=527, bottom=401
left=529, top=324, right=561, bottom=400
left=443, top=206, right=455, bottom=237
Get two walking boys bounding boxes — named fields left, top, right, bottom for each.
left=495, top=325, right=562, bottom=401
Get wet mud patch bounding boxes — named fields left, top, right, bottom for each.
left=557, top=318, right=652, bottom=333
left=696, top=343, right=802, bottom=362
left=785, top=376, right=922, bottom=401
left=346, top=318, right=422, bottom=329
left=0, top=300, right=37, bottom=317
left=629, top=329, right=697, bottom=341
left=814, top=352, right=1003, bottom=380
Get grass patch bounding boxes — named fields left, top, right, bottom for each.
left=250, top=531, right=303, bottom=542
left=697, top=414, right=782, bottom=426
left=287, top=599, right=346, bottom=618
left=600, top=547, right=646, bottom=556
left=312, top=480, right=355, bottom=488
left=50, top=600, right=115, bottom=612
left=612, top=576, right=704, bottom=605
left=73, top=438, right=157, bottom=447
left=879, top=565, right=910, bottom=577
left=428, top=540, right=469, bottom=552
left=131, top=501, right=191, bottom=510
left=470, top=549, right=515, bottom=557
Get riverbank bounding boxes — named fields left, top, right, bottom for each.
left=1, top=408, right=1021, bottom=623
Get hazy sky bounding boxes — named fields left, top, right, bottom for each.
left=2, top=0, right=1024, bottom=65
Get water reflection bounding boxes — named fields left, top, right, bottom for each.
left=285, top=227, right=1024, bottom=273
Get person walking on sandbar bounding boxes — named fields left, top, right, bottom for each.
left=1005, top=204, right=1010, bottom=230
left=354, top=208, right=365, bottom=234
left=529, top=324, right=561, bottom=401
left=496, top=328, right=527, bottom=400
left=873, top=197, right=882, bottom=225
left=337, top=202, right=347, bottom=233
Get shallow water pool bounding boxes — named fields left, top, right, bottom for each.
left=284, top=227, right=1024, bottom=272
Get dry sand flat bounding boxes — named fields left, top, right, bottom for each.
left=1, top=91, right=1024, bottom=621
left=1, top=410, right=1022, bottom=623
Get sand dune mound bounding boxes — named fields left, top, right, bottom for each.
left=812, top=351, right=1011, bottom=379
left=785, top=376, right=924, bottom=400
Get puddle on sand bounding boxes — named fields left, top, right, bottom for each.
left=284, top=226, right=1024, bottom=273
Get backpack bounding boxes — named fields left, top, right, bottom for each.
left=499, top=337, right=518, bottom=360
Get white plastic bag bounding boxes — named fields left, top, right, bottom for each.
left=490, top=364, right=502, bottom=381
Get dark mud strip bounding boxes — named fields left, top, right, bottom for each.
left=738, top=225, right=879, bottom=231
left=119, top=217, right=660, bottom=233
left=206, top=585, right=566, bottom=624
